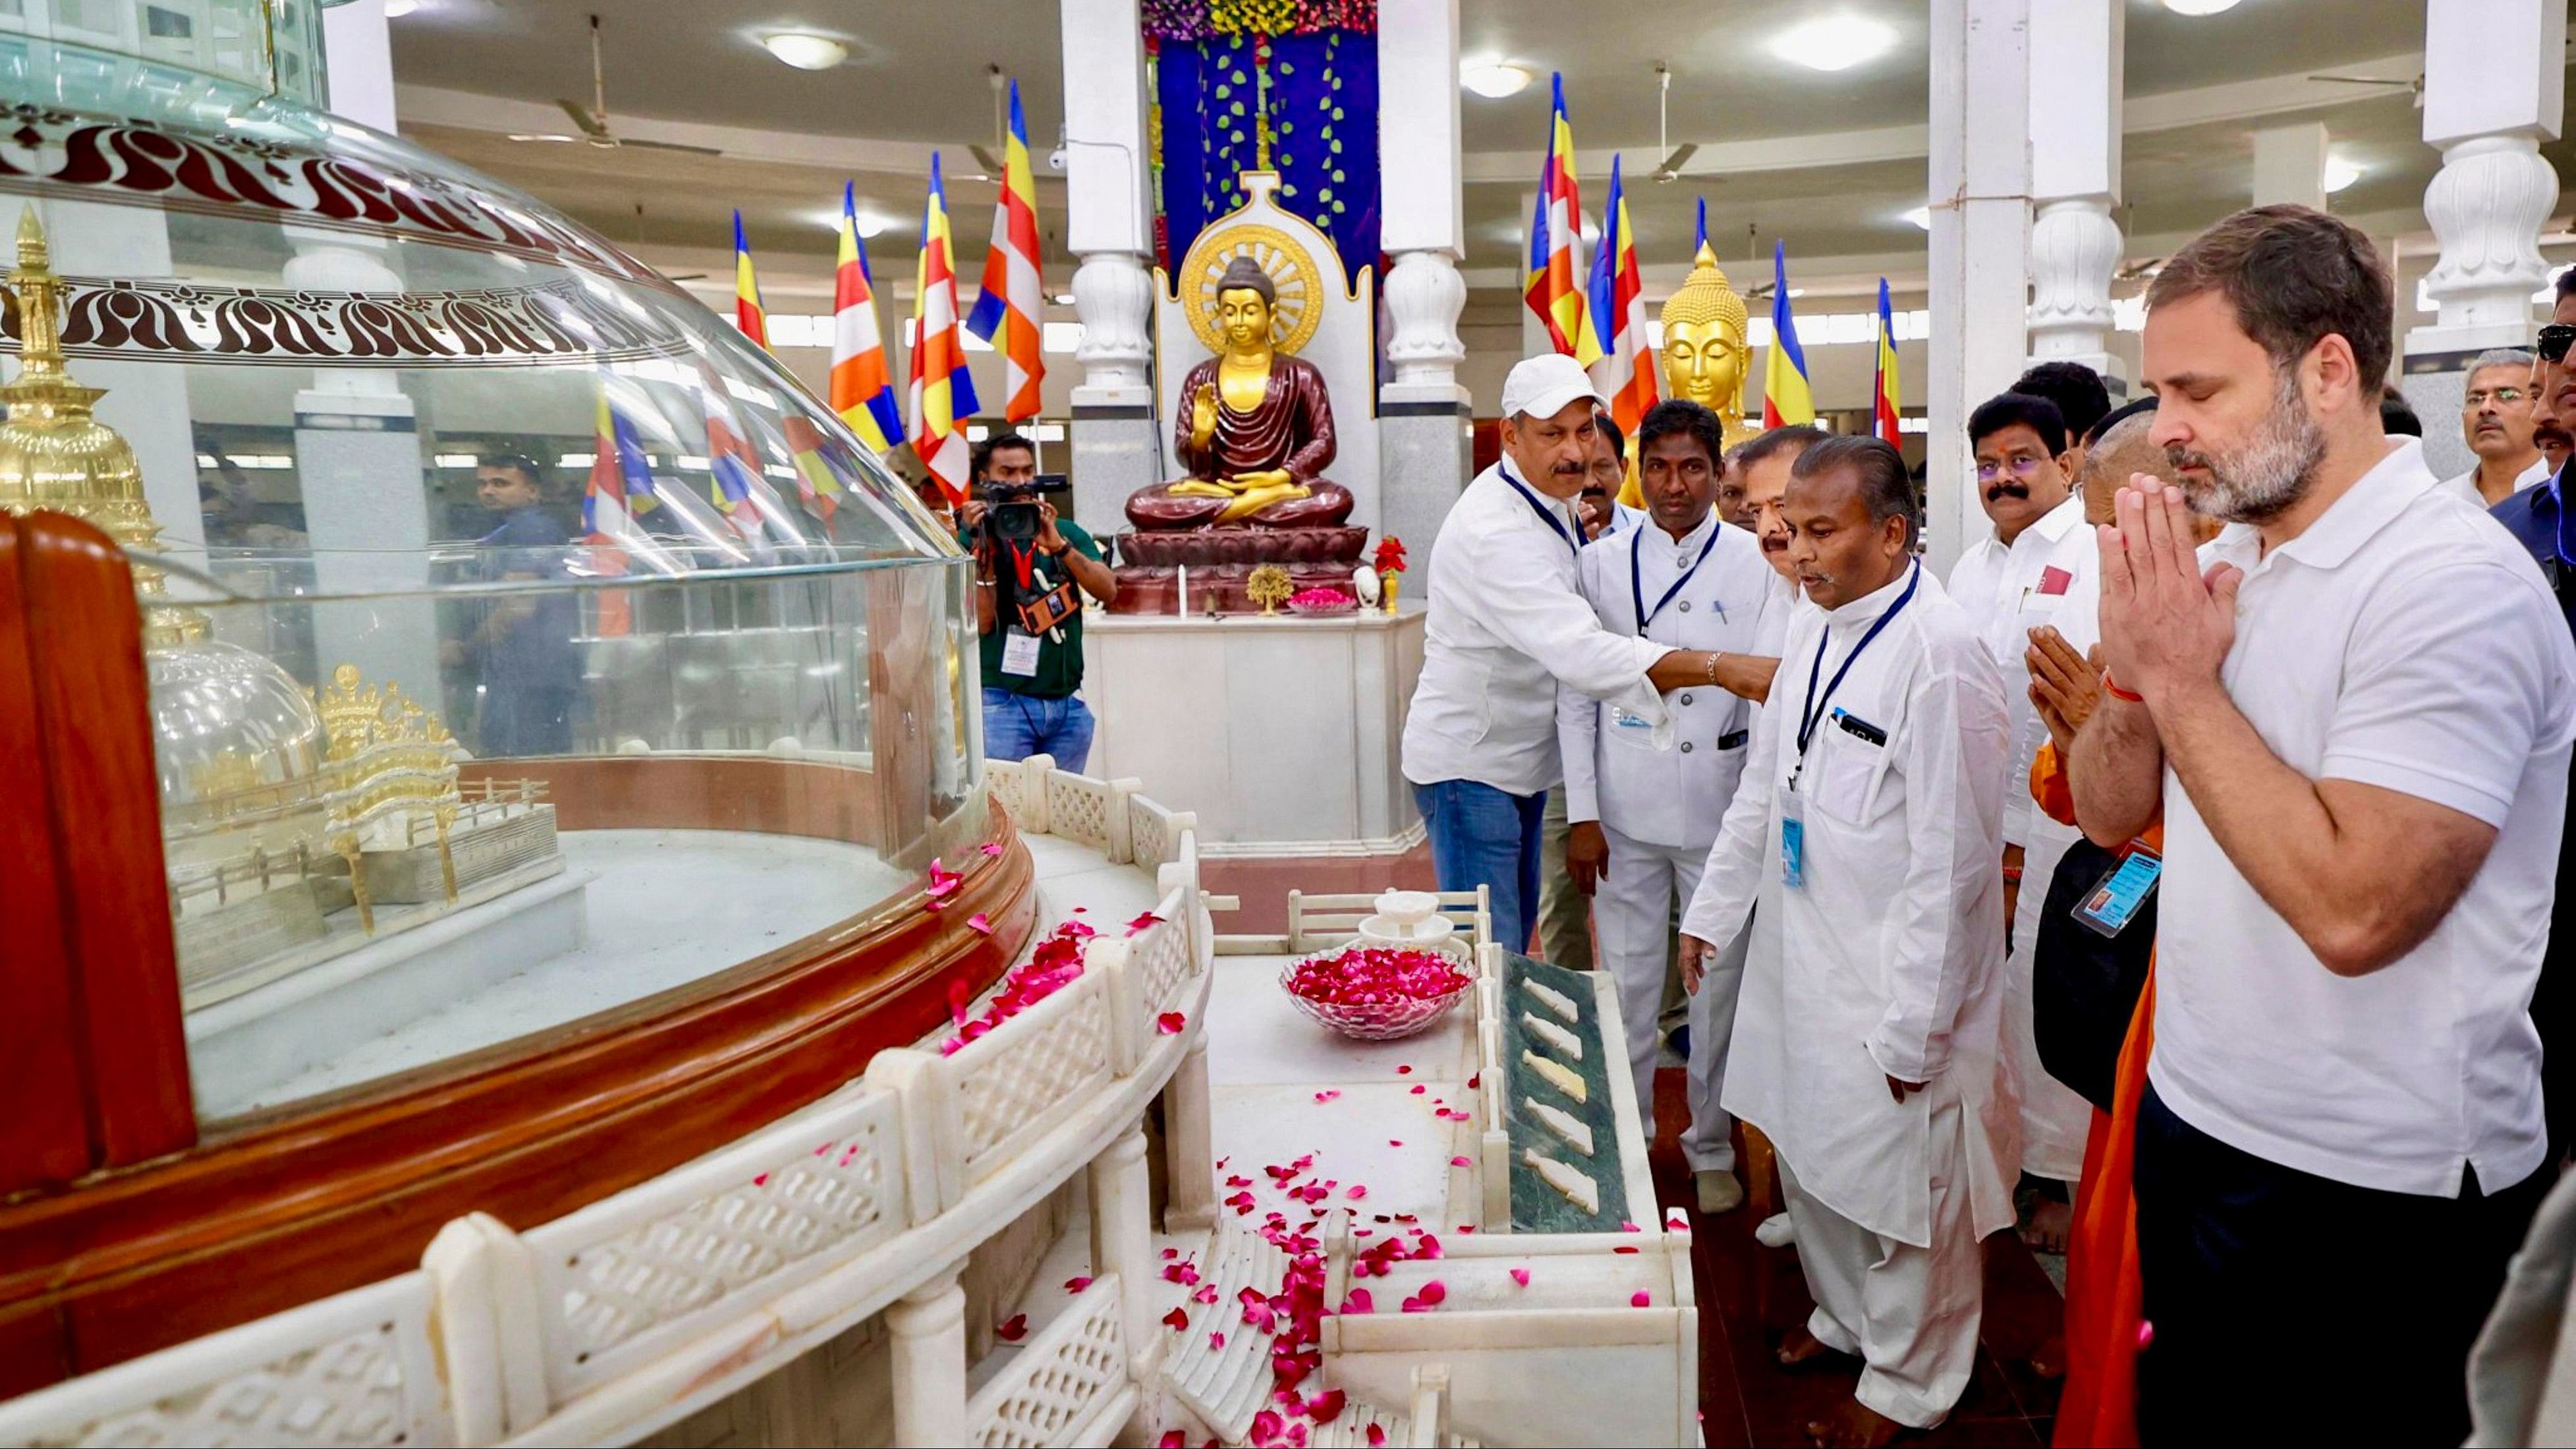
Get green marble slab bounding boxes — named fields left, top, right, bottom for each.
left=1498, top=950, right=1628, bottom=1233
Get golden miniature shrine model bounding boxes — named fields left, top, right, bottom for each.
left=0, top=210, right=560, bottom=1004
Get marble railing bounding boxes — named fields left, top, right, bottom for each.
left=0, top=764, right=1214, bottom=1449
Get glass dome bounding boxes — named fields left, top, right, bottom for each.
left=0, top=1, right=987, bottom=1125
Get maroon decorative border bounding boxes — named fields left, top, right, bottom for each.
left=0, top=274, right=696, bottom=368
left=0, top=101, right=679, bottom=294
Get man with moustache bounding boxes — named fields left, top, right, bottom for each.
left=2440, top=349, right=2548, bottom=508
left=1682, top=436, right=2017, bottom=1446
left=1403, top=355, right=1742, bottom=956
left=1561, top=399, right=1783, bottom=1215
left=2071, top=205, right=2575, bottom=1442
left=1534, top=412, right=1636, bottom=974
left=1735, top=424, right=1825, bottom=596
left=1947, top=392, right=2100, bottom=1253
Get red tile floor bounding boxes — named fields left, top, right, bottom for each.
left=1648, top=1070, right=2066, bottom=1448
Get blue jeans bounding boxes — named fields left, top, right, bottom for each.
left=1413, top=779, right=1546, bottom=955
left=982, top=687, right=1095, bottom=776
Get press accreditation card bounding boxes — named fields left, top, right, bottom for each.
left=1000, top=629, right=1043, bottom=677
left=2073, top=841, right=2161, bottom=938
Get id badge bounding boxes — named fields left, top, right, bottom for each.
left=2073, top=841, right=2161, bottom=938
left=999, top=629, right=1042, bottom=677
left=1779, top=790, right=1807, bottom=890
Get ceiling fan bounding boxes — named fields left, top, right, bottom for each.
left=961, top=65, right=1009, bottom=181
left=508, top=14, right=723, bottom=156
left=1649, top=63, right=1696, bottom=183
left=2305, top=69, right=2424, bottom=107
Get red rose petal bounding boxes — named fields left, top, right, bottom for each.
left=1065, top=1275, right=1092, bottom=1293
left=1160, top=1433, right=1186, bottom=1448
left=1368, top=1426, right=1386, bottom=1447
left=1307, top=1388, right=1347, bottom=1423
left=1631, top=1290, right=1652, bottom=1307
left=1163, top=1307, right=1190, bottom=1331
left=1158, top=1011, right=1187, bottom=1034
left=1509, top=1267, right=1530, bottom=1287
left=1210, top=1330, right=1227, bottom=1350
left=995, top=1313, right=1027, bottom=1342
left=1397, top=1064, right=1411, bottom=1075
left=1314, top=1089, right=1341, bottom=1102
left=982, top=842, right=1005, bottom=858
left=966, top=912, right=994, bottom=936
left=1418, top=1280, right=1446, bottom=1305
left=1449, top=1155, right=1472, bottom=1167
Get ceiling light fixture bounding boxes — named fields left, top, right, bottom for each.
left=1903, top=206, right=1932, bottom=230
left=851, top=211, right=891, bottom=238
left=2322, top=157, right=2363, bottom=193
left=1459, top=61, right=1534, bottom=99
left=1772, top=15, right=1897, bottom=72
left=507, top=132, right=577, bottom=144
left=382, top=0, right=419, bottom=16
left=762, top=33, right=849, bottom=71
left=2160, top=0, right=2242, bottom=14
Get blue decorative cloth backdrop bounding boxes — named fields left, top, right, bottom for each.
left=1155, top=28, right=1380, bottom=290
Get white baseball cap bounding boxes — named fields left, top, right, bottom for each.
left=1500, top=352, right=1608, bottom=422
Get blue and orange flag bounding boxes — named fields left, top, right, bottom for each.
left=965, top=76, right=1046, bottom=423
left=909, top=152, right=982, bottom=505
left=829, top=183, right=905, bottom=458
left=582, top=375, right=664, bottom=633
left=1872, top=278, right=1902, bottom=445
left=732, top=211, right=768, bottom=351
left=1586, top=157, right=1658, bottom=440
left=1761, top=241, right=1815, bottom=428
left=1523, top=73, right=1600, bottom=368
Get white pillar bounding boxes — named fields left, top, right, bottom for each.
left=2025, top=0, right=2125, bottom=395
left=886, top=1266, right=968, bottom=1447
left=320, top=0, right=397, bottom=134
left=1061, top=0, right=1162, bottom=535
left=2405, top=0, right=2566, bottom=478
left=1162, top=1038, right=1216, bottom=1232
left=1376, top=0, right=1472, bottom=554
left=1089, top=1121, right=1160, bottom=1377
left=281, top=227, right=439, bottom=702
left=2251, top=123, right=2329, bottom=210
left=1925, top=0, right=2032, bottom=577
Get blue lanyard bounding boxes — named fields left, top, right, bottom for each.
left=1499, top=463, right=1581, bottom=559
left=1794, top=565, right=1920, bottom=778
left=1629, top=523, right=1722, bottom=632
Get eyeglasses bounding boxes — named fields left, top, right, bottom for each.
left=2465, top=386, right=2529, bottom=407
left=1974, top=455, right=2047, bottom=484
left=2536, top=324, right=2576, bottom=364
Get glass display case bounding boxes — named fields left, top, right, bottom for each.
left=0, top=0, right=987, bottom=1126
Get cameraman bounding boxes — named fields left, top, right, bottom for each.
left=959, top=432, right=1116, bottom=773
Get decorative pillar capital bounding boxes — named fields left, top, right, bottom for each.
left=1382, top=248, right=1467, bottom=399
left=2416, top=132, right=2561, bottom=347
left=1070, top=252, right=1155, bottom=407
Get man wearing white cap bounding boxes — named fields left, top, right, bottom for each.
left=1402, top=354, right=1745, bottom=956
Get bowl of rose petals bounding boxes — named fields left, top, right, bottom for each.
left=1286, top=586, right=1359, bottom=617
left=1279, top=945, right=1477, bottom=1040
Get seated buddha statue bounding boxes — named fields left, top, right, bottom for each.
left=1660, top=243, right=1753, bottom=449
left=1125, top=255, right=1355, bottom=531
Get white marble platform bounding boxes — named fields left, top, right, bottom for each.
left=189, top=830, right=912, bottom=1120
left=1081, top=608, right=1426, bottom=855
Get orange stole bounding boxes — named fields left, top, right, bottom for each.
left=2030, top=739, right=2159, bottom=1449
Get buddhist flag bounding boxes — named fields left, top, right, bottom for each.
left=782, top=413, right=849, bottom=523
left=696, top=364, right=764, bottom=536
left=1523, top=73, right=1601, bottom=367
left=909, top=153, right=981, bottom=505
left=829, top=183, right=905, bottom=457
left=733, top=211, right=768, bottom=351
left=965, top=76, right=1046, bottom=422
left=582, top=376, right=660, bottom=635
left=1761, top=241, right=1814, bottom=428
left=1872, top=277, right=1903, bottom=445
left=1694, top=196, right=1709, bottom=254
left=1586, top=157, right=1658, bottom=438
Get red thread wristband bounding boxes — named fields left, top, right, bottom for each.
left=2103, top=674, right=2145, bottom=704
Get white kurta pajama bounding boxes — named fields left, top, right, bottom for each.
left=1684, top=565, right=2021, bottom=1429
left=1945, top=494, right=2096, bottom=1183
left=1557, top=513, right=1786, bottom=1168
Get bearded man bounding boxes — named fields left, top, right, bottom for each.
left=2069, top=204, right=2576, bottom=1444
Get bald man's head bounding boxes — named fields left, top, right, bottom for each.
left=2078, top=414, right=2178, bottom=528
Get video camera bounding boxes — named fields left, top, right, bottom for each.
left=982, top=478, right=1046, bottom=548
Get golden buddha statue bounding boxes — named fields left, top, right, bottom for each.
left=1125, top=254, right=1353, bottom=532
left=1660, top=243, right=1752, bottom=446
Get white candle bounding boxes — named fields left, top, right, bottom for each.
left=1176, top=565, right=1189, bottom=616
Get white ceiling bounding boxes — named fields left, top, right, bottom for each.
left=381, top=0, right=2575, bottom=307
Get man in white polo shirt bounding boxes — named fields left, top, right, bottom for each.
left=1402, top=355, right=1743, bottom=955
left=2070, top=204, right=2576, bottom=1444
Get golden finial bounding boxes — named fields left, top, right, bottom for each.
left=0, top=206, right=204, bottom=646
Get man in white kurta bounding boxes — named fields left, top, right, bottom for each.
left=1560, top=401, right=1784, bottom=1214
left=1944, top=393, right=2097, bottom=1207
left=1685, top=435, right=2019, bottom=1438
